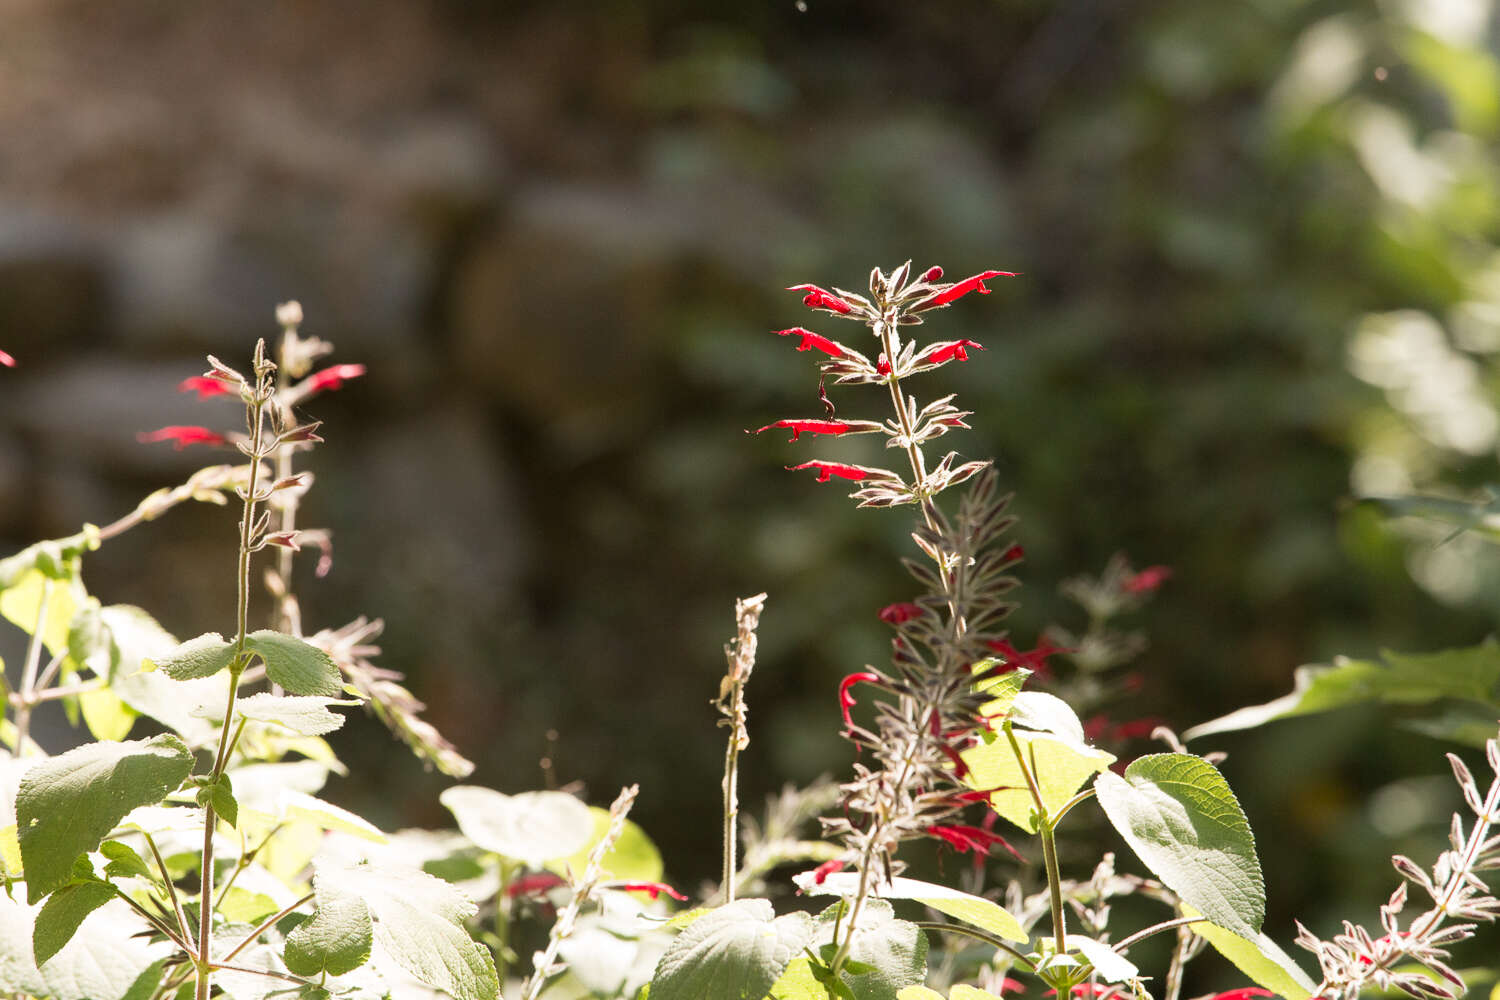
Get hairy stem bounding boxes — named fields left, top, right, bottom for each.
left=1007, top=723, right=1066, bottom=954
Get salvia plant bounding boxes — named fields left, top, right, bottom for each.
left=1, top=265, right=1497, bottom=1000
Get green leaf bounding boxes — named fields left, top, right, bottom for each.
left=794, top=872, right=1026, bottom=944
left=974, top=664, right=1029, bottom=720
left=1184, top=641, right=1500, bottom=742
left=1068, top=935, right=1136, bottom=984
left=78, top=687, right=139, bottom=742
left=209, top=775, right=238, bottom=829
left=283, top=874, right=373, bottom=977
left=281, top=792, right=386, bottom=843
left=0, top=892, right=170, bottom=1000
left=1183, top=904, right=1315, bottom=999
left=18, top=734, right=195, bottom=903
left=216, top=693, right=353, bottom=737
left=150, top=633, right=235, bottom=681
left=320, top=863, right=498, bottom=1000
left=34, top=878, right=116, bottom=966
left=0, top=569, right=84, bottom=658
left=99, top=841, right=152, bottom=881
left=243, top=631, right=342, bottom=697
left=895, top=988, right=946, bottom=1000
left=1094, top=754, right=1265, bottom=939
left=440, top=786, right=594, bottom=865
left=809, top=899, right=927, bottom=1000
left=1007, top=691, right=1086, bottom=743
left=556, top=807, right=665, bottom=883
left=962, top=730, right=1115, bottom=833
left=650, top=898, right=813, bottom=1000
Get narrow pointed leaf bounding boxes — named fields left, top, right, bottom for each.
left=1094, top=754, right=1265, bottom=938
left=18, top=734, right=194, bottom=902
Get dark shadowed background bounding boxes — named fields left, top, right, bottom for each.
left=4, top=0, right=1500, bottom=985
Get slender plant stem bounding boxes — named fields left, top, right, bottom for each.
left=143, top=830, right=195, bottom=951
left=912, top=921, right=1034, bottom=967
left=220, top=892, right=315, bottom=964
left=113, top=887, right=194, bottom=953
left=1111, top=915, right=1206, bottom=954
left=1051, top=787, right=1097, bottom=826
left=722, top=723, right=740, bottom=903
left=13, top=578, right=53, bottom=753
left=1006, top=724, right=1066, bottom=954
left=196, top=343, right=271, bottom=1000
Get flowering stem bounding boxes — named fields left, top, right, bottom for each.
left=196, top=341, right=272, bottom=1000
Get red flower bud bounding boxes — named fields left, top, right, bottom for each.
left=928, top=270, right=1017, bottom=306
left=136, top=426, right=228, bottom=450
left=775, top=327, right=846, bottom=358
left=303, top=363, right=366, bottom=395
left=788, top=460, right=869, bottom=483
left=1002, top=544, right=1024, bottom=563
left=839, top=671, right=882, bottom=730
left=618, top=880, right=688, bottom=902
left=506, top=873, right=568, bottom=898
left=262, top=531, right=302, bottom=551
left=878, top=602, right=924, bottom=624
left=920, top=266, right=943, bottom=283
left=1124, top=565, right=1172, bottom=593
left=787, top=283, right=853, bottom=315
left=178, top=375, right=236, bottom=399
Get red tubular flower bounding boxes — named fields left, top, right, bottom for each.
left=178, top=375, right=236, bottom=399
left=1208, top=991, right=1273, bottom=1000
left=789, top=460, right=868, bottom=483
left=0, top=350, right=15, bottom=368
left=996, top=978, right=1026, bottom=996
left=1124, top=565, right=1172, bottom=593
left=878, top=602, right=924, bottom=624
left=619, top=881, right=688, bottom=902
left=922, top=339, right=986, bottom=364
left=1043, top=987, right=1126, bottom=999
left=810, top=859, right=847, bottom=885
left=839, top=671, right=882, bottom=730
left=304, top=363, right=366, bottom=395
left=136, top=426, right=227, bottom=450
left=984, top=638, right=1069, bottom=680
left=787, top=283, right=853, bottom=315
left=927, top=823, right=1023, bottom=860
left=776, top=327, right=846, bottom=358
left=755, top=419, right=858, bottom=442
left=928, top=270, right=1018, bottom=306
left=506, top=872, right=567, bottom=898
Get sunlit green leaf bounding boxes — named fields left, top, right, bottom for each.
left=1095, top=754, right=1264, bottom=938
left=283, top=873, right=373, bottom=977
left=1184, top=904, right=1314, bottom=999
left=962, top=729, right=1114, bottom=833
left=440, top=786, right=593, bottom=865
left=650, top=898, right=813, bottom=1000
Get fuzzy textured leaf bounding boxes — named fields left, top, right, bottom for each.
left=243, top=630, right=343, bottom=697
left=216, top=693, right=352, bottom=736
left=650, top=898, right=813, bottom=1000
left=320, top=863, right=498, bottom=1000
left=18, top=734, right=195, bottom=903
left=440, top=786, right=593, bottom=865
left=813, top=899, right=927, bottom=1000
left=1095, top=754, right=1264, bottom=938
left=33, top=879, right=116, bottom=966
left=283, top=874, right=373, bottom=977
left=150, top=632, right=236, bottom=681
